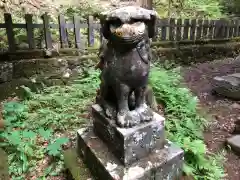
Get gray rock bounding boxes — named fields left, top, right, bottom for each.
left=227, top=135, right=240, bottom=155
left=0, top=62, right=13, bottom=83
left=234, top=120, right=240, bottom=134
left=213, top=73, right=240, bottom=100
left=0, top=78, right=43, bottom=100
left=13, top=59, right=39, bottom=78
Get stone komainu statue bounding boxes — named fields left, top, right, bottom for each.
left=96, top=6, right=159, bottom=128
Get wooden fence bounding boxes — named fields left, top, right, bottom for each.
left=1, top=13, right=240, bottom=53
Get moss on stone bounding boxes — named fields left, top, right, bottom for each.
left=63, top=148, right=92, bottom=180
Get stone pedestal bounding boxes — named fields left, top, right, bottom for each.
left=74, top=104, right=184, bottom=180
left=92, top=104, right=166, bottom=165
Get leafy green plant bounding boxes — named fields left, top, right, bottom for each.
left=0, top=69, right=99, bottom=179
left=150, top=65, right=225, bottom=180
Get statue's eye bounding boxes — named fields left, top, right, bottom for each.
left=130, top=18, right=141, bottom=24
left=109, top=18, right=122, bottom=27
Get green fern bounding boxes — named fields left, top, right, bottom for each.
left=150, top=66, right=225, bottom=179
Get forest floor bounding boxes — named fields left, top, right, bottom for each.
left=182, top=57, right=240, bottom=180
left=1, top=56, right=240, bottom=180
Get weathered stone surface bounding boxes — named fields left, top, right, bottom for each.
left=212, top=73, right=240, bottom=100
left=0, top=78, right=43, bottom=100
left=0, top=62, right=13, bottom=83
left=227, top=135, right=240, bottom=155
left=63, top=148, right=92, bottom=180
left=234, top=119, right=240, bottom=134
left=0, top=56, right=88, bottom=100
left=13, top=59, right=39, bottom=78
left=0, top=148, right=9, bottom=180
left=77, top=127, right=184, bottom=180
left=92, top=104, right=165, bottom=165
left=12, top=56, right=82, bottom=79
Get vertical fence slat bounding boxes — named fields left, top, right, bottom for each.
left=220, top=19, right=226, bottom=38
left=228, top=20, right=234, bottom=38
left=25, top=14, right=35, bottom=49
left=223, top=20, right=229, bottom=38
left=238, top=20, right=240, bottom=36
left=213, top=19, right=219, bottom=39
left=214, top=19, right=224, bottom=39
left=58, top=15, right=68, bottom=48
left=202, top=19, right=209, bottom=38
left=176, top=19, right=182, bottom=41
left=160, top=19, right=167, bottom=40
left=42, top=13, right=52, bottom=49
left=236, top=20, right=240, bottom=37
left=169, top=18, right=175, bottom=41
left=196, top=19, right=203, bottom=40
left=87, top=16, right=94, bottom=47
left=190, top=19, right=196, bottom=40
left=73, top=15, right=81, bottom=49
left=4, top=13, right=16, bottom=52
left=208, top=20, right=215, bottom=39
left=233, top=19, right=239, bottom=37
left=224, top=20, right=230, bottom=39
left=183, top=19, right=190, bottom=40
left=151, top=18, right=158, bottom=41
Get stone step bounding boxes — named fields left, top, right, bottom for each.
left=76, top=127, right=184, bottom=180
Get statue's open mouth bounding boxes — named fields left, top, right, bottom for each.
left=110, top=22, right=146, bottom=44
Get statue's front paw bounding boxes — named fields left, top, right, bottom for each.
left=117, top=111, right=140, bottom=128
left=136, top=103, right=154, bottom=122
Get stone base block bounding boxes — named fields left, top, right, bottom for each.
left=92, top=104, right=166, bottom=165
left=227, top=135, right=240, bottom=155
left=77, top=127, right=184, bottom=180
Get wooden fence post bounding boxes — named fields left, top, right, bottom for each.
left=196, top=19, right=203, bottom=40
left=208, top=20, right=215, bottom=39
left=87, top=16, right=94, bottom=47
left=160, top=19, right=167, bottom=40
left=58, top=14, right=68, bottom=48
left=176, top=19, right=182, bottom=41
left=169, top=18, right=175, bottom=41
left=183, top=19, right=190, bottom=40
left=233, top=19, right=240, bottom=37
left=73, top=15, right=81, bottom=49
left=229, top=20, right=234, bottom=38
left=25, top=14, right=35, bottom=49
left=224, top=20, right=229, bottom=39
left=202, top=19, right=209, bottom=39
left=214, top=19, right=223, bottom=39
left=4, top=13, right=16, bottom=52
left=190, top=19, right=196, bottom=41
left=41, top=13, right=52, bottom=49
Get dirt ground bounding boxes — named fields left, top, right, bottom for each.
left=182, top=57, right=240, bottom=180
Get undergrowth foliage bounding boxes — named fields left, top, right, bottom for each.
left=150, top=66, right=225, bottom=180
left=0, top=66, right=224, bottom=179
left=0, top=69, right=99, bottom=179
